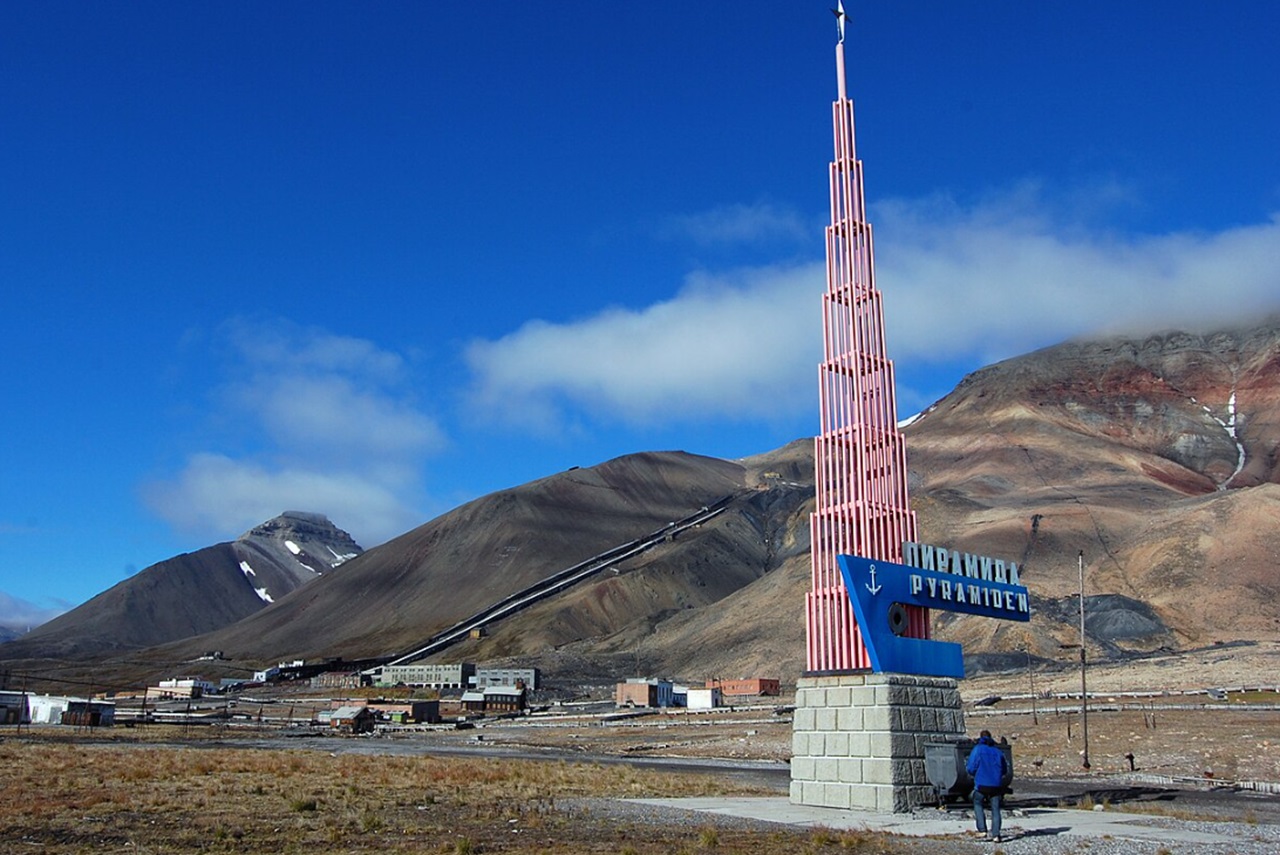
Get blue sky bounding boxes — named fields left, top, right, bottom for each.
left=3, top=2, right=1278, bottom=627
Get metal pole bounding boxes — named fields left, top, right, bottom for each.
left=1079, top=550, right=1090, bottom=770
left=18, top=672, right=28, bottom=734
left=1028, top=649, right=1038, bottom=725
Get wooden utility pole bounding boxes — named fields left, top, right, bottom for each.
left=1079, top=550, right=1090, bottom=770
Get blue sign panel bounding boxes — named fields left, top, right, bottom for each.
left=837, top=554, right=1031, bottom=679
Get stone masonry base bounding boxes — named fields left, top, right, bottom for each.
left=790, top=673, right=965, bottom=813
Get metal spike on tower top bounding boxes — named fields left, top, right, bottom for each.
left=832, top=3, right=848, bottom=100
left=805, top=7, right=928, bottom=673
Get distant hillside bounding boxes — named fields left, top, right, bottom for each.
left=0, top=512, right=360, bottom=661
left=903, top=318, right=1280, bottom=666
left=151, top=452, right=758, bottom=667
left=463, top=317, right=1280, bottom=681
left=9, top=318, right=1280, bottom=692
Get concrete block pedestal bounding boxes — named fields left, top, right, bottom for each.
left=790, top=673, right=965, bottom=813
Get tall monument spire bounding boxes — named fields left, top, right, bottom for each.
left=806, top=12, right=926, bottom=673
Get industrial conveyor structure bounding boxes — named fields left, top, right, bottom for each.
left=373, top=493, right=741, bottom=671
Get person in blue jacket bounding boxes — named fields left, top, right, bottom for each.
left=966, top=729, right=1009, bottom=841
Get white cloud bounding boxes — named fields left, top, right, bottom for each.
left=875, top=190, right=1280, bottom=368
left=467, top=188, right=1280, bottom=430
left=663, top=201, right=811, bottom=245
left=145, top=454, right=422, bottom=547
left=0, top=591, right=67, bottom=631
left=225, top=321, right=406, bottom=382
left=147, top=321, right=444, bottom=547
left=232, top=373, right=442, bottom=463
left=465, top=264, right=823, bottom=430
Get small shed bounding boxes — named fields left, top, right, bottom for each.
left=330, top=705, right=374, bottom=734
left=0, top=691, right=29, bottom=724
left=28, top=695, right=72, bottom=724
left=686, top=687, right=722, bottom=710
left=62, top=700, right=116, bottom=727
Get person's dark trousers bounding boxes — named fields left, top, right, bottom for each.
left=973, top=788, right=1003, bottom=839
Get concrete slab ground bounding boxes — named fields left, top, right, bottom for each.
left=626, top=796, right=1250, bottom=848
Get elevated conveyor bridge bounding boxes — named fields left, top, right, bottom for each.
left=371, top=493, right=742, bottom=672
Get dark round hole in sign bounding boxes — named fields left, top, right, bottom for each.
left=888, top=602, right=909, bottom=636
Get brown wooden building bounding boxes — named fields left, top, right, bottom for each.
left=708, top=678, right=780, bottom=697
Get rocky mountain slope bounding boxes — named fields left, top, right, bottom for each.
left=438, top=317, right=1280, bottom=682
left=147, top=453, right=766, bottom=667
left=0, top=512, right=360, bottom=661
left=8, top=318, right=1280, bottom=691
left=905, top=320, right=1280, bottom=664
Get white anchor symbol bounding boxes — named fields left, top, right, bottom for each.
left=865, top=564, right=882, bottom=596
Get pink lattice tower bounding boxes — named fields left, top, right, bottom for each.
left=806, top=28, right=928, bottom=673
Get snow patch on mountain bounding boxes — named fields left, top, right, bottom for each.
left=899, top=404, right=936, bottom=430
left=1192, top=391, right=1247, bottom=490
left=229, top=511, right=364, bottom=603
left=326, top=546, right=358, bottom=566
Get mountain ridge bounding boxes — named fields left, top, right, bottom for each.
left=6, top=317, right=1280, bottom=689
left=0, top=512, right=361, bottom=662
